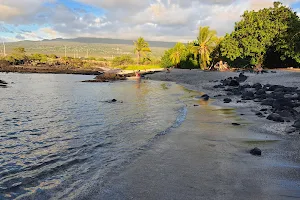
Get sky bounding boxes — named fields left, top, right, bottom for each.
left=0, top=0, right=300, bottom=42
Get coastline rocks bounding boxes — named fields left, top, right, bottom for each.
left=267, top=113, right=284, bottom=122
left=214, top=73, right=300, bottom=133
left=106, top=99, right=118, bottom=103
left=223, top=98, right=232, bottom=103
left=237, top=73, right=248, bottom=82
left=201, top=94, right=210, bottom=101
left=0, top=80, right=8, bottom=87
left=250, top=147, right=262, bottom=156
left=232, top=123, right=241, bottom=126
left=241, top=91, right=255, bottom=100
left=229, top=80, right=240, bottom=87
left=255, top=112, right=264, bottom=117
left=292, top=119, right=300, bottom=129
left=83, top=73, right=126, bottom=83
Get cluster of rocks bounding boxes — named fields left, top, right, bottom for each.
left=0, top=80, right=7, bottom=88
left=214, top=73, right=300, bottom=133
left=83, top=73, right=127, bottom=82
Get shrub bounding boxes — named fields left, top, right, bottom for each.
left=112, top=55, right=134, bottom=66
left=160, top=49, right=173, bottom=68
left=179, top=59, right=198, bottom=69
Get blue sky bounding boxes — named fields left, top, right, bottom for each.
left=0, top=0, right=300, bottom=42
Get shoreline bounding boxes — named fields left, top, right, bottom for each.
left=82, top=69, right=300, bottom=200
left=0, top=65, right=104, bottom=75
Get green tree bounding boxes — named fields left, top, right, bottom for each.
left=160, top=49, right=173, bottom=68
left=192, top=26, right=218, bottom=69
left=169, top=43, right=186, bottom=67
left=134, top=37, right=151, bottom=64
left=221, top=2, right=300, bottom=68
left=10, top=47, right=27, bottom=65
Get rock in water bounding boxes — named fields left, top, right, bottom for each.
left=106, top=99, right=117, bottom=103
left=0, top=80, right=8, bottom=87
left=223, top=98, right=232, bottom=103
left=0, top=80, right=8, bottom=85
left=232, top=123, right=241, bottom=126
left=250, top=147, right=262, bottom=156
left=201, top=94, right=210, bottom=101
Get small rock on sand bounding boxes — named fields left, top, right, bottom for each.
left=292, top=119, right=300, bottom=129
left=223, top=98, right=232, bottom=103
left=232, top=123, right=241, bottom=126
left=267, top=113, right=284, bottom=122
left=250, top=147, right=262, bottom=156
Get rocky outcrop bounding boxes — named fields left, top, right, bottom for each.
left=0, top=80, right=8, bottom=87
left=215, top=72, right=300, bottom=132
left=83, top=73, right=127, bottom=82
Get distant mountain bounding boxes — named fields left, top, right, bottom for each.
left=41, top=37, right=176, bottom=48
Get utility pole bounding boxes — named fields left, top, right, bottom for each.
left=3, top=41, right=6, bottom=56
left=86, top=49, right=89, bottom=58
left=64, top=45, right=67, bottom=57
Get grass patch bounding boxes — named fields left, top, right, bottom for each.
left=116, top=65, right=162, bottom=70
left=161, top=83, right=169, bottom=90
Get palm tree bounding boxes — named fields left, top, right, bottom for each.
left=192, top=26, right=218, bottom=70
left=169, top=43, right=186, bottom=68
left=134, top=37, right=151, bottom=64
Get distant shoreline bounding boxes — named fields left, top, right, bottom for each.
left=0, top=65, right=104, bottom=75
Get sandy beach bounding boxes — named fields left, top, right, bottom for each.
left=79, top=69, right=300, bottom=200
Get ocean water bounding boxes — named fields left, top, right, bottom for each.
left=0, top=73, right=189, bottom=199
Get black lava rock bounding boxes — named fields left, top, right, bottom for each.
left=292, top=119, right=300, bottom=129
left=223, top=98, right=232, bottom=103
left=242, top=91, right=255, bottom=100
left=232, top=123, right=241, bottom=126
left=0, top=80, right=7, bottom=85
left=229, top=80, right=240, bottom=87
left=255, top=112, right=264, bottom=117
left=253, top=83, right=262, bottom=90
left=256, top=89, right=266, bottom=95
left=250, top=147, right=262, bottom=156
left=267, top=113, right=284, bottom=122
left=237, top=73, right=248, bottom=82
left=261, top=99, right=274, bottom=106
left=201, top=94, right=210, bottom=101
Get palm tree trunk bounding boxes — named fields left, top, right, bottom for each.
left=137, top=51, right=141, bottom=64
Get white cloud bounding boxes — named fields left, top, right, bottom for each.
left=0, top=0, right=56, bottom=23
left=0, top=0, right=299, bottom=42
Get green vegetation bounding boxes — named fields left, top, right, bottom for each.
left=192, top=27, right=219, bottom=69
left=112, top=55, right=135, bottom=66
left=134, top=37, right=152, bottom=64
left=161, top=27, right=219, bottom=69
left=221, top=2, right=300, bottom=68
left=116, top=65, right=162, bottom=70
left=160, top=1, right=300, bottom=69
left=2, top=2, right=300, bottom=71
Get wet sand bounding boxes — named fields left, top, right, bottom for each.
left=77, top=69, right=300, bottom=200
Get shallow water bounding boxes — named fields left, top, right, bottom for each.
left=0, top=73, right=188, bottom=199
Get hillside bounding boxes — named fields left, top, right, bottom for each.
left=2, top=37, right=175, bottom=59
left=42, top=37, right=176, bottom=48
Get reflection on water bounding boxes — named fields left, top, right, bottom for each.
left=0, top=73, right=188, bottom=199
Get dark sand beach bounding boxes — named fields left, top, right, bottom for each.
left=80, top=69, right=300, bottom=200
